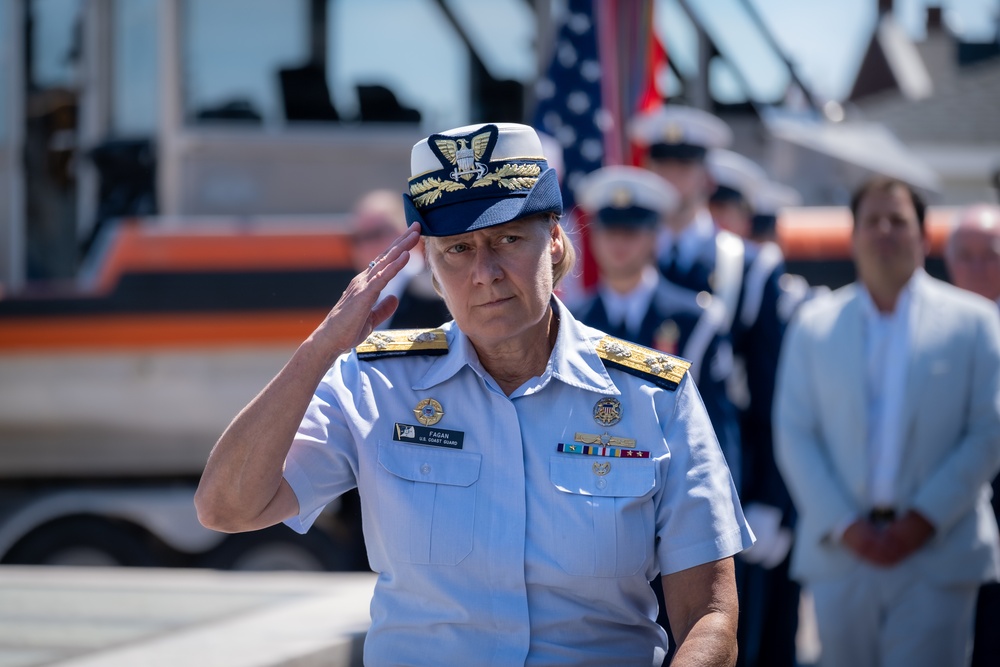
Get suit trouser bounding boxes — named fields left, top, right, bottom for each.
left=809, top=561, right=978, bottom=667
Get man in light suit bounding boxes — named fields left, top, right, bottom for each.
left=774, top=177, right=1000, bottom=667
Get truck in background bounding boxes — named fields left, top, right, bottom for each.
left=0, top=216, right=366, bottom=569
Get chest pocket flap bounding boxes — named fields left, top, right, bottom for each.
left=550, top=456, right=655, bottom=497
left=378, top=443, right=481, bottom=486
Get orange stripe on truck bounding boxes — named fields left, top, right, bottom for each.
left=0, top=310, right=328, bottom=352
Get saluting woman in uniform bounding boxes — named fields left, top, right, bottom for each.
left=195, top=122, right=753, bottom=667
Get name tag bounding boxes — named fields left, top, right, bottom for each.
left=393, top=422, right=465, bottom=449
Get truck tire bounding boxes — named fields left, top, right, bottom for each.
left=2, top=516, right=163, bottom=567
left=197, top=524, right=350, bottom=571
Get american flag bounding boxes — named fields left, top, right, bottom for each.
left=531, top=0, right=607, bottom=212
left=531, top=0, right=665, bottom=290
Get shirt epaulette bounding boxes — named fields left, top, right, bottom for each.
left=355, top=328, right=449, bottom=360
left=596, top=335, right=691, bottom=391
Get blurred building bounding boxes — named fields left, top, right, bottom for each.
left=847, top=2, right=1000, bottom=204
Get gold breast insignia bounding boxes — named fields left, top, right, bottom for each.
left=413, top=398, right=445, bottom=426
left=574, top=432, right=636, bottom=449
left=593, top=396, right=623, bottom=427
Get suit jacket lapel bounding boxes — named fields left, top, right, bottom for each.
left=899, top=273, right=938, bottom=452
left=838, top=288, right=870, bottom=499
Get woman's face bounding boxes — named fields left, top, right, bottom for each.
left=425, top=215, right=564, bottom=348
left=590, top=225, right=656, bottom=281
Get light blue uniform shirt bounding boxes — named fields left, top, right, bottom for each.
left=284, top=298, right=752, bottom=666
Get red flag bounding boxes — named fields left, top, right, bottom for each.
left=638, top=32, right=668, bottom=114
left=631, top=32, right=669, bottom=166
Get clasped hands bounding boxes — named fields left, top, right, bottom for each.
left=841, top=509, right=936, bottom=567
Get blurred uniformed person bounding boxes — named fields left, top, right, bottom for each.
left=573, top=165, right=740, bottom=485
left=706, top=148, right=803, bottom=667
left=707, top=148, right=767, bottom=241
left=631, top=106, right=796, bottom=667
left=749, top=179, right=799, bottom=246
left=573, top=165, right=747, bottom=665
left=350, top=189, right=451, bottom=330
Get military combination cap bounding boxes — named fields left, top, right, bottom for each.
left=630, top=105, right=732, bottom=161
left=707, top=149, right=768, bottom=207
left=751, top=179, right=801, bottom=238
left=403, top=122, right=564, bottom=237
left=576, top=166, right=679, bottom=229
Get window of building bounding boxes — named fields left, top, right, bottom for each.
left=181, top=0, right=310, bottom=125
left=113, top=0, right=158, bottom=136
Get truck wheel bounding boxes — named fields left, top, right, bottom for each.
left=197, top=524, right=350, bottom=571
left=2, top=516, right=163, bottom=567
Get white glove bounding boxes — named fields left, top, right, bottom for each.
left=739, top=503, right=793, bottom=569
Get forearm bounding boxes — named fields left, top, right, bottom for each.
left=195, top=334, right=346, bottom=532
left=196, top=222, right=419, bottom=532
left=663, top=558, right=739, bottom=667
left=670, top=611, right=738, bottom=667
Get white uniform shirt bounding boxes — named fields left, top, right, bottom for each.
left=597, top=264, right=660, bottom=337
left=283, top=298, right=752, bottom=666
left=656, top=208, right=716, bottom=272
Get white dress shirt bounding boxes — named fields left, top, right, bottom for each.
left=657, top=209, right=716, bottom=273
left=860, top=270, right=919, bottom=508
left=597, top=265, right=659, bottom=338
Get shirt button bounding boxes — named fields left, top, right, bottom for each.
left=596, top=478, right=608, bottom=490
left=420, top=464, right=431, bottom=475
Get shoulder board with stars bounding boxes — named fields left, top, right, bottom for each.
left=595, top=335, right=691, bottom=391
left=355, top=328, right=449, bottom=360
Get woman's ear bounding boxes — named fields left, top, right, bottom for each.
left=550, top=220, right=565, bottom=265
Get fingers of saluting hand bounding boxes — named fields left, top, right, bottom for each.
left=317, top=223, right=422, bottom=352
left=365, top=222, right=421, bottom=279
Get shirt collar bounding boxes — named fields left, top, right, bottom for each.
left=658, top=208, right=716, bottom=270
left=597, top=265, right=659, bottom=327
left=859, top=267, right=924, bottom=320
left=413, top=296, right=619, bottom=396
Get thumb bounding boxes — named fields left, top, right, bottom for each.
left=370, top=295, right=400, bottom=330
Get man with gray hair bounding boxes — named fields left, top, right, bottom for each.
left=946, top=204, right=1000, bottom=308
left=945, top=203, right=1000, bottom=667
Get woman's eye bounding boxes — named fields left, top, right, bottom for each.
left=499, top=235, right=518, bottom=245
left=446, top=243, right=468, bottom=254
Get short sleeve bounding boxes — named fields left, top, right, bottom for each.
left=282, top=360, right=360, bottom=534
left=654, top=374, right=754, bottom=574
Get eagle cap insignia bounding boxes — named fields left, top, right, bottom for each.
left=429, top=124, right=499, bottom=183
left=611, top=186, right=632, bottom=209
left=663, top=122, right=684, bottom=144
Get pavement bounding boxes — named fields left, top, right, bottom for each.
left=0, top=566, right=376, bottom=667
left=0, top=565, right=821, bottom=666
